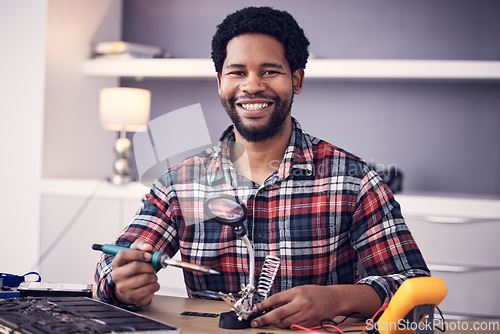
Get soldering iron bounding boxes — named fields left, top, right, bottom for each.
left=92, top=244, right=219, bottom=275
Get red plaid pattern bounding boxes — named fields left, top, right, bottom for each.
left=95, top=118, right=429, bottom=307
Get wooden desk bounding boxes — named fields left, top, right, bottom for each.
left=138, top=295, right=500, bottom=334
left=137, top=294, right=298, bottom=333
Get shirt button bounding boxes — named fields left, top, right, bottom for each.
left=257, top=232, right=264, bottom=239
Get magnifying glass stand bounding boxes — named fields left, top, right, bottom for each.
left=203, top=195, right=260, bottom=329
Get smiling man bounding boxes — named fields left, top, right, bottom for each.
left=216, top=32, right=304, bottom=185
left=218, top=33, right=300, bottom=141
left=95, top=6, right=429, bottom=329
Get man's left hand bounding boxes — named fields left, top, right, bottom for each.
left=250, top=285, right=338, bottom=328
left=250, top=284, right=381, bottom=329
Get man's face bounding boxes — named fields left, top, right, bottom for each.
left=217, top=33, right=304, bottom=142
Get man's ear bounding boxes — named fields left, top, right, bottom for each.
left=292, top=69, right=305, bottom=94
left=216, top=72, right=222, bottom=95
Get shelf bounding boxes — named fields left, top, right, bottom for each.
left=82, top=58, right=500, bottom=80
left=83, top=58, right=215, bottom=79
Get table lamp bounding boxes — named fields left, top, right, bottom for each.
left=99, top=87, right=151, bottom=185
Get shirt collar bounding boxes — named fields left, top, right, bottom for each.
left=206, top=118, right=314, bottom=187
left=274, top=118, right=315, bottom=182
left=205, top=126, right=237, bottom=187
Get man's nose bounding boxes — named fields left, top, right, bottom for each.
left=239, top=74, right=266, bottom=94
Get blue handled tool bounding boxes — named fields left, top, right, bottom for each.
left=92, top=244, right=219, bottom=275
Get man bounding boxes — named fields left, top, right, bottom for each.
left=95, top=6, right=429, bottom=329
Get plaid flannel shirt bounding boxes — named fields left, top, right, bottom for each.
left=95, top=118, right=429, bottom=308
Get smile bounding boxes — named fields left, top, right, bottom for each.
left=239, top=103, right=271, bottom=111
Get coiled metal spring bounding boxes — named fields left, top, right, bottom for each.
left=256, top=255, right=280, bottom=302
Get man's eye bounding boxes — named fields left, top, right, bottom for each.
left=263, top=70, right=280, bottom=76
left=228, top=71, right=245, bottom=76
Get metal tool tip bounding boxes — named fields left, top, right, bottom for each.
left=209, top=269, right=220, bottom=275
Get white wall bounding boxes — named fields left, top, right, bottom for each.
left=42, top=0, right=121, bottom=179
left=0, top=1, right=47, bottom=273
left=0, top=0, right=122, bottom=274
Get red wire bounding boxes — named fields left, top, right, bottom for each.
left=338, top=322, right=368, bottom=327
left=289, top=304, right=388, bottom=334
left=290, top=323, right=345, bottom=333
left=360, top=304, right=388, bottom=334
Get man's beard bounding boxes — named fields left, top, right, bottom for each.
left=221, top=93, right=293, bottom=142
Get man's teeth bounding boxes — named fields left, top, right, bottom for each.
left=241, top=103, right=269, bottom=110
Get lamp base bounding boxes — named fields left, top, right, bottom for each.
left=109, top=174, right=132, bottom=186
left=109, top=136, right=133, bottom=186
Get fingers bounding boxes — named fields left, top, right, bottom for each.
left=252, top=304, right=300, bottom=329
left=112, top=257, right=159, bottom=306
left=112, top=248, right=152, bottom=267
left=252, top=289, right=291, bottom=314
left=111, top=258, right=156, bottom=284
left=112, top=239, right=153, bottom=268
left=251, top=291, right=294, bottom=328
left=130, top=238, right=153, bottom=252
left=115, top=279, right=160, bottom=306
left=113, top=263, right=160, bottom=306
left=250, top=285, right=333, bottom=329
left=110, top=239, right=158, bottom=307
left=116, top=282, right=159, bottom=307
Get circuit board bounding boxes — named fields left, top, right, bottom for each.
left=0, top=296, right=179, bottom=333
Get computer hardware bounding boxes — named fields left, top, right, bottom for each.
left=0, top=296, right=180, bottom=333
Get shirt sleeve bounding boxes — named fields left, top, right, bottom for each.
left=94, top=179, right=179, bottom=308
left=350, top=166, right=430, bottom=306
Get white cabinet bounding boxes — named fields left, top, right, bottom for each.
left=40, top=195, right=123, bottom=285
left=397, top=194, right=500, bottom=319
left=39, top=178, right=187, bottom=297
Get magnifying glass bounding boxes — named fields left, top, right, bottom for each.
left=204, top=194, right=248, bottom=237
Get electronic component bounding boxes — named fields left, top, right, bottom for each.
left=17, top=281, right=92, bottom=298
left=180, top=311, right=219, bottom=317
left=0, top=291, right=20, bottom=298
left=1, top=272, right=41, bottom=288
left=377, top=277, right=447, bottom=334
left=0, top=296, right=180, bottom=333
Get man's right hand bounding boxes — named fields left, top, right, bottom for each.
left=110, top=239, right=160, bottom=307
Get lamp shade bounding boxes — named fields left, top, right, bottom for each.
left=99, top=87, right=151, bottom=132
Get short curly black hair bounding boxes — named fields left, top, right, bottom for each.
left=211, top=6, right=310, bottom=74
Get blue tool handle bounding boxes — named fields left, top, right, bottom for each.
left=100, top=244, right=128, bottom=255
left=151, top=252, right=163, bottom=269
left=93, top=244, right=163, bottom=269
